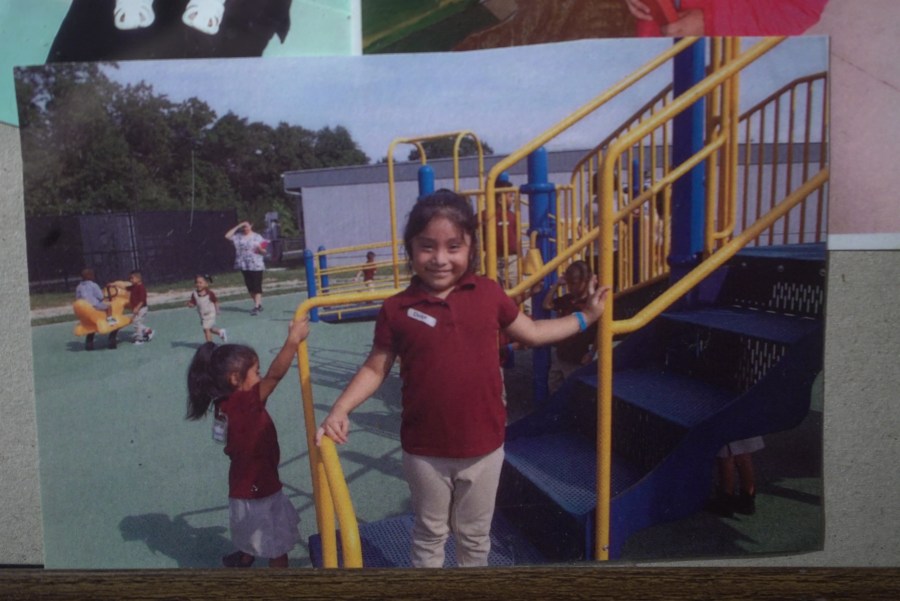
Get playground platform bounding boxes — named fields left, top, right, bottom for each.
left=30, top=290, right=822, bottom=569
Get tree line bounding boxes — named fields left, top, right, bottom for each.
left=14, top=62, right=371, bottom=236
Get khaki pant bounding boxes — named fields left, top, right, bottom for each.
left=402, top=446, right=505, bottom=568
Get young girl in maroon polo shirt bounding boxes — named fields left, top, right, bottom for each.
left=187, top=318, right=309, bottom=568
left=316, top=189, right=610, bottom=568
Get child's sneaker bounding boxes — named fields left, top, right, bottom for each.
left=133, top=338, right=144, bottom=345
left=144, top=329, right=154, bottom=342
left=219, top=328, right=227, bottom=343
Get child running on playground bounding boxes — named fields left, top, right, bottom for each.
left=187, top=274, right=227, bottom=343
left=186, top=317, right=309, bottom=568
left=316, top=189, right=610, bottom=568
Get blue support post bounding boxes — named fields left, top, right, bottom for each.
left=303, top=249, right=319, bottom=322
left=520, top=147, right=556, bottom=404
left=417, top=165, right=435, bottom=198
left=668, top=37, right=707, bottom=308
left=318, top=245, right=329, bottom=293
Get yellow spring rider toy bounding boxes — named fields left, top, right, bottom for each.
left=72, top=282, right=133, bottom=337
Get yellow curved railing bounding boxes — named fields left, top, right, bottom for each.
left=294, top=36, right=829, bottom=567
left=294, top=288, right=397, bottom=568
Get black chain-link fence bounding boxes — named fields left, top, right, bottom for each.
left=26, top=210, right=238, bottom=292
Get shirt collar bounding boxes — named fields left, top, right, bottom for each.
left=400, top=272, right=479, bottom=307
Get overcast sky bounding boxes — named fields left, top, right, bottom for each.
left=102, top=36, right=828, bottom=162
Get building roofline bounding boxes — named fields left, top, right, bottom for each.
left=282, top=142, right=823, bottom=192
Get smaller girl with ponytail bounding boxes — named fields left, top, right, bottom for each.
left=186, top=318, right=309, bottom=568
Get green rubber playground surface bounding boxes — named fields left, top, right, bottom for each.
left=31, top=290, right=823, bottom=569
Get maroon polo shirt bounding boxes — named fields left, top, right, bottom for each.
left=217, top=383, right=283, bottom=499
left=373, top=273, right=520, bottom=458
left=128, top=281, right=147, bottom=309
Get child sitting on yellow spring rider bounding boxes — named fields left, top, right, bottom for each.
left=73, top=268, right=132, bottom=350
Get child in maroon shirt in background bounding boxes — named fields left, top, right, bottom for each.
left=316, top=190, right=610, bottom=568
left=186, top=318, right=309, bottom=568
left=542, top=260, right=597, bottom=394
left=110, top=269, right=154, bottom=344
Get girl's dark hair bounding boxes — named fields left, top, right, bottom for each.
left=565, top=259, right=591, bottom=280
left=186, top=342, right=258, bottom=420
left=196, top=273, right=213, bottom=283
left=403, top=189, right=479, bottom=272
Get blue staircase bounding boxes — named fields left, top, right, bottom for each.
left=497, top=243, right=826, bottom=560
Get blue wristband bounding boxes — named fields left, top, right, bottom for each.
left=574, top=311, right=587, bottom=332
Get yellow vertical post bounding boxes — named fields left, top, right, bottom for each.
left=594, top=158, right=616, bottom=561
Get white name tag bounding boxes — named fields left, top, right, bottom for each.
left=407, top=308, right=437, bottom=327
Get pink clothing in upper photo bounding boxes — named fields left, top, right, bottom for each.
left=635, top=0, right=828, bottom=36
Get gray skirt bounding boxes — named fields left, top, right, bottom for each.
left=229, top=489, right=300, bottom=559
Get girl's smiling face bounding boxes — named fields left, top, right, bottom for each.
left=195, top=276, right=209, bottom=292
left=410, top=216, right=472, bottom=298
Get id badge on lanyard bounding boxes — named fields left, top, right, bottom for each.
left=212, top=407, right=228, bottom=444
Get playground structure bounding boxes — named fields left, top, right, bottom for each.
left=294, top=37, right=828, bottom=566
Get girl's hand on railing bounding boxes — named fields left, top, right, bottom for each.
left=583, top=275, right=612, bottom=324
left=315, top=410, right=350, bottom=446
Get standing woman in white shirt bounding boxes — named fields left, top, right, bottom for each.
left=225, top=221, right=267, bottom=315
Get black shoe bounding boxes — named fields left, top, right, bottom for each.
left=706, top=492, right=736, bottom=518
left=222, top=550, right=255, bottom=568
left=735, top=491, right=756, bottom=515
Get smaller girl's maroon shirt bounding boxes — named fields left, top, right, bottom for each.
left=373, top=273, right=519, bottom=458
left=217, top=383, right=283, bottom=499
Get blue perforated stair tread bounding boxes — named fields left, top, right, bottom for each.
left=308, top=512, right=546, bottom=568
left=662, top=306, right=820, bottom=344
left=578, top=368, right=733, bottom=428
left=735, top=242, right=825, bottom=261
left=504, top=434, right=643, bottom=516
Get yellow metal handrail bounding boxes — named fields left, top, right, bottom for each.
left=294, top=288, right=399, bottom=568
left=735, top=71, right=828, bottom=247
left=482, top=37, right=700, bottom=283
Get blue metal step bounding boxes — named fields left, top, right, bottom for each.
left=661, top=306, right=820, bottom=344
left=735, top=242, right=825, bottom=261
left=504, top=433, right=644, bottom=516
left=308, top=511, right=546, bottom=568
left=577, top=368, right=734, bottom=429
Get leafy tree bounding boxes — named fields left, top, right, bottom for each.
left=314, top=125, right=369, bottom=166
left=407, top=136, right=493, bottom=162
left=14, top=62, right=372, bottom=238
